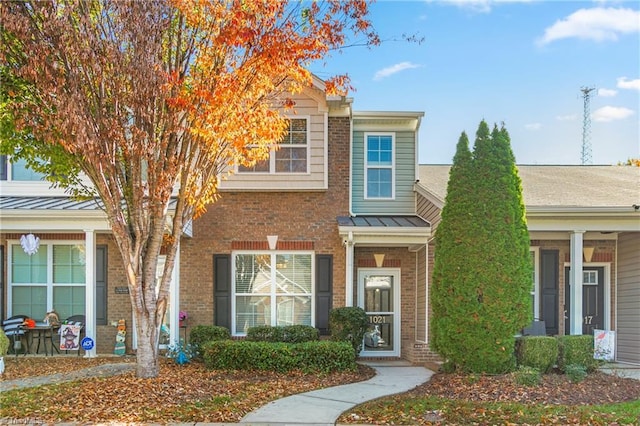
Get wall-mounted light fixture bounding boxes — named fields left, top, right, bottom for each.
left=583, top=247, right=595, bottom=263
left=20, top=233, right=40, bottom=255
left=373, top=253, right=385, bottom=268
left=267, top=235, right=278, bottom=250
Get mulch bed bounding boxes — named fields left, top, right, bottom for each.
left=410, top=370, right=640, bottom=406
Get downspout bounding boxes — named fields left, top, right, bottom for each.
left=345, top=231, right=354, bottom=306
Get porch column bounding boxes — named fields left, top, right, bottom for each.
left=169, top=242, right=181, bottom=345
left=569, top=231, right=584, bottom=335
left=84, top=229, right=97, bottom=357
left=345, top=232, right=354, bottom=306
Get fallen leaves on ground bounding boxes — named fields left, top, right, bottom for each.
left=421, top=371, right=640, bottom=405
left=339, top=370, right=640, bottom=425
left=1, top=356, right=375, bottom=424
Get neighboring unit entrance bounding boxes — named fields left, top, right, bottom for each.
left=564, top=267, right=605, bottom=335
left=357, top=268, right=400, bottom=357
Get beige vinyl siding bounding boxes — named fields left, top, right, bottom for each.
left=416, top=194, right=442, bottom=231
left=616, top=232, right=640, bottom=364
left=352, top=131, right=416, bottom=215
left=220, top=91, right=327, bottom=191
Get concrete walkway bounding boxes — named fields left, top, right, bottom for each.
left=241, top=360, right=434, bottom=425
left=0, top=360, right=433, bottom=426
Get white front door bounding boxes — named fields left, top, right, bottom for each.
left=357, top=268, right=400, bottom=357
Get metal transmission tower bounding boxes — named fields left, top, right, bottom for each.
left=580, top=86, right=595, bottom=165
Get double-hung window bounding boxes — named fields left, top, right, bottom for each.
left=233, top=252, right=313, bottom=335
left=238, top=118, right=308, bottom=174
left=365, top=133, right=394, bottom=199
left=10, top=242, right=86, bottom=320
left=0, top=156, right=46, bottom=181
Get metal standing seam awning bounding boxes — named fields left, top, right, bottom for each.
left=337, top=215, right=431, bottom=250
left=0, top=196, right=188, bottom=235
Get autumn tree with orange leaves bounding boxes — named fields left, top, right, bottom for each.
left=0, top=0, right=378, bottom=378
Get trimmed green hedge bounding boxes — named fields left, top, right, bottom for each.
left=557, top=335, right=602, bottom=373
left=246, top=325, right=319, bottom=343
left=189, top=325, right=231, bottom=351
left=201, top=340, right=356, bottom=373
left=515, top=336, right=558, bottom=373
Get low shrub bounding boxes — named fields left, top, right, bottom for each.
left=557, top=335, right=602, bottom=373
left=201, top=340, right=356, bottom=373
left=515, top=336, right=558, bottom=373
left=246, top=325, right=319, bottom=343
left=513, top=365, right=541, bottom=387
left=565, top=364, right=588, bottom=383
left=0, top=329, right=9, bottom=357
left=329, top=307, right=368, bottom=355
left=189, top=325, right=231, bottom=352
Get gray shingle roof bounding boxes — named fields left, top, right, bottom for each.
left=418, top=165, right=640, bottom=209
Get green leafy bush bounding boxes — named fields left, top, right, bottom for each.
left=0, top=329, right=9, bottom=357
left=515, top=336, right=558, bottom=373
left=201, top=340, right=356, bottom=373
left=565, top=364, right=588, bottom=383
left=557, top=335, right=601, bottom=373
left=329, top=307, right=368, bottom=355
left=513, top=365, right=541, bottom=387
left=246, top=325, right=319, bottom=343
left=189, top=325, right=230, bottom=352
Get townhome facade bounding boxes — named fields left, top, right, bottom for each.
left=1, top=78, right=638, bottom=364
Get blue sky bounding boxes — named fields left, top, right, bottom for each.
left=310, top=1, right=640, bottom=165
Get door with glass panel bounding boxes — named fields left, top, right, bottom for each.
left=357, top=268, right=400, bottom=357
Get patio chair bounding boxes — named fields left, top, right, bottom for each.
left=2, top=315, right=29, bottom=357
left=61, top=314, right=85, bottom=356
left=522, top=320, right=547, bottom=336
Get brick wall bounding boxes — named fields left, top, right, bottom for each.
left=179, top=116, right=352, bottom=330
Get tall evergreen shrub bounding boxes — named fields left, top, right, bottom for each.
left=430, top=121, right=532, bottom=374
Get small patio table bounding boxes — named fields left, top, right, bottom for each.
left=22, top=322, right=60, bottom=356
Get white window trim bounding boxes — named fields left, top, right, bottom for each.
left=236, top=115, right=310, bottom=175
left=530, top=247, right=540, bottom=320
left=231, top=250, right=315, bottom=336
left=7, top=240, right=87, bottom=317
left=364, top=132, right=395, bottom=200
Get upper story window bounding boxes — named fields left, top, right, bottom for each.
left=365, top=133, right=395, bottom=199
left=0, top=155, right=46, bottom=181
left=238, top=117, right=308, bottom=174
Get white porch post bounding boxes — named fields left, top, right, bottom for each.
left=569, top=231, right=584, bottom=335
left=169, top=242, right=180, bottom=345
left=84, top=229, right=97, bottom=357
left=345, top=232, right=354, bottom=306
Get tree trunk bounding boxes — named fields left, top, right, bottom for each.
left=134, top=309, right=160, bottom=378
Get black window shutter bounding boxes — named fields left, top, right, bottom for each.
left=315, top=254, right=333, bottom=335
left=214, top=254, right=232, bottom=330
left=0, top=155, right=7, bottom=180
left=95, top=245, right=108, bottom=325
left=540, top=249, right=559, bottom=335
